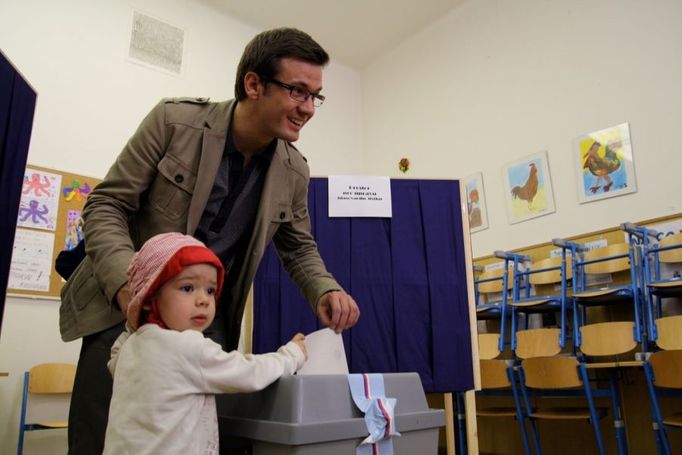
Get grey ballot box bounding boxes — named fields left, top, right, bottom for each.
left=217, top=372, right=445, bottom=455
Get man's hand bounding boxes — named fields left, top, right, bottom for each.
left=316, top=290, right=360, bottom=333
left=116, top=284, right=132, bottom=316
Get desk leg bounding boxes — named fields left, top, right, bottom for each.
left=465, top=390, right=479, bottom=454
left=443, top=392, right=455, bottom=455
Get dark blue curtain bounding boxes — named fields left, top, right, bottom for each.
left=253, top=178, right=473, bottom=392
left=0, top=51, right=37, bottom=333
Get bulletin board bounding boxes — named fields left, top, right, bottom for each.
left=7, top=164, right=101, bottom=299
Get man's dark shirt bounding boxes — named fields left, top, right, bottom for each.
left=195, top=130, right=275, bottom=343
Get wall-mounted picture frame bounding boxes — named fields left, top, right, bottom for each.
left=502, top=151, right=555, bottom=224
left=463, top=172, right=489, bottom=232
left=575, top=122, right=636, bottom=203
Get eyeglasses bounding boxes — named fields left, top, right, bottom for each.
left=260, top=75, right=325, bottom=107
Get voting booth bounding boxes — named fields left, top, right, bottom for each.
left=217, top=373, right=445, bottom=454
left=253, top=178, right=476, bottom=393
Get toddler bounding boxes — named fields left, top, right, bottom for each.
left=103, top=232, right=306, bottom=454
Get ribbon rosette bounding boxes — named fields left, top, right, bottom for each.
left=348, top=373, right=400, bottom=454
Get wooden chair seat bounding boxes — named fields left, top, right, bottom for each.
left=510, top=297, right=559, bottom=308
left=29, top=420, right=68, bottom=429
left=530, top=407, right=608, bottom=420
left=573, top=287, right=631, bottom=299
left=515, top=328, right=562, bottom=360
left=658, top=232, right=682, bottom=263
left=585, top=360, right=643, bottom=369
left=478, top=334, right=502, bottom=361
left=655, top=316, right=682, bottom=350
left=648, top=279, right=682, bottom=289
left=579, top=322, right=637, bottom=357
left=663, top=413, right=682, bottom=427
left=477, top=407, right=519, bottom=417
left=477, top=304, right=501, bottom=312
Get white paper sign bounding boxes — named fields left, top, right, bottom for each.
left=328, top=175, right=392, bottom=218
left=297, top=328, right=349, bottom=375
left=8, top=228, right=55, bottom=292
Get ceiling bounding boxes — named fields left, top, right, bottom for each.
left=202, top=0, right=466, bottom=69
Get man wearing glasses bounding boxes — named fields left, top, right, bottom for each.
left=61, top=27, right=360, bottom=455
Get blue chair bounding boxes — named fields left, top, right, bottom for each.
left=17, top=363, right=76, bottom=455
left=643, top=349, right=682, bottom=455
left=475, top=262, right=516, bottom=352
left=496, top=249, right=572, bottom=350
left=515, top=324, right=631, bottom=455
left=641, top=231, right=682, bottom=344
left=578, top=321, right=640, bottom=455
left=640, top=313, right=682, bottom=454
left=553, top=233, right=644, bottom=348
left=476, top=333, right=533, bottom=455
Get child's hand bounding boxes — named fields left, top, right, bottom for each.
left=291, top=333, right=308, bottom=360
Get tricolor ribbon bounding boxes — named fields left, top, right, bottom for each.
left=348, top=373, right=400, bottom=455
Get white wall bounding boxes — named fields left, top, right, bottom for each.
left=0, top=0, right=363, bottom=453
left=362, top=0, right=682, bottom=258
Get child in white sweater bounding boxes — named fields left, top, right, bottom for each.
left=103, top=232, right=306, bottom=454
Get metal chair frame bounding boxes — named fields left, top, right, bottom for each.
left=496, top=248, right=573, bottom=350
left=554, top=231, right=644, bottom=348
left=474, top=262, right=515, bottom=352
left=643, top=349, right=682, bottom=455
left=638, top=227, right=682, bottom=344
left=475, top=333, right=533, bottom=455
left=514, top=324, right=631, bottom=455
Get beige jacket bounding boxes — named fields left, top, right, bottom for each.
left=59, top=98, right=340, bottom=347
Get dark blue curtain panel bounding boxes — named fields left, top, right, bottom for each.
left=0, top=52, right=37, bottom=333
left=252, top=178, right=473, bottom=392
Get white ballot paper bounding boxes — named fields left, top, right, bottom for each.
left=297, top=328, right=349, bottom=375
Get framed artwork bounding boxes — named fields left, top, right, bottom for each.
left=463, top=172, right=489, bottom=232
left=502, top=151, right=555, bottom=224
left=575, top=122, right=636, bottom=203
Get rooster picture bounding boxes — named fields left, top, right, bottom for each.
left=511, top=162, right=539, bottom=209
left=582, top=140, right=622, bottom=193
left=505, top=153, right=554, bottom=221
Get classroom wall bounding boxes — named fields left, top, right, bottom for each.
left=0, top=0, right=363, bottom=453
left=362, top=0, right=682, bottom=258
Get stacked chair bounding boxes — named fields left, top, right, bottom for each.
left=553, top=229, right=645, bottom=348
left=643, top=315, right=682, bottom=454
left=474, top=222, right=682, bottom=453
left=636, top=225, right=682, bottom=345
left=474, top=262, right=515, bottom=352
left=494, top=249, right=572, bottom=351
left=475, top=333, right=532, bottom=455
left=629, top=223, right=682, bottom=454
left=514, top=323, right=633, bottom=454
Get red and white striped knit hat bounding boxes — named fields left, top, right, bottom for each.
left=126, top=232, right=224, bottom=331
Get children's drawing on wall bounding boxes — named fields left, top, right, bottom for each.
left=575, top=122, right=637, bottom=203
left=64, top=210, right=84, bottom=250
left=463, top=172, right=489, bottom=233
left=502, top=151, right=555, bottom=225
left=18, top=169, right=62, bottom=231
left=63, top=180, right=91, bottom=202
left=8, top=228, right=55, bottom=292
